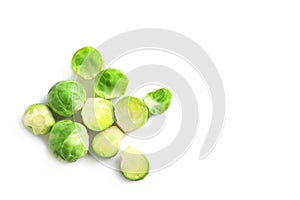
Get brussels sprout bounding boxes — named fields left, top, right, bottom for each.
left=92, top=126, right=124, bottom=158
left=120, top=146, right=149, bottom=181
left=144, top=88, right=172, bottom=115
left=48, top=80, right=86, bottom=117
left=114, top=96, right=148, bottom=132
left=71, top=46, right=104, bottom=80
left=81, top=98, right=114, bottom=131
left=49, top=120, right=89, bottom=162
left=94, top=68, right=128, bottom=99
left=23, top=104, right=55, bottom=135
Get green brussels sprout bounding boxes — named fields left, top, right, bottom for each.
left=144, top=88, right=172, bottom=115
left=114, top=96, right=149, bottom=132
left=49, top=120, right=89, bottom=162
left=120, top=146, right=149, bottom=181
left=23, top=104, right=55, bottom=135
left=92, top=126, right=124, bottom=158
left=71, top=46, right=104, bottom=80
left=94, top=68, right=128, bottom=99
left=81, top=98, right=114, bottom=131
left=48, top=80, right=86, bottom=117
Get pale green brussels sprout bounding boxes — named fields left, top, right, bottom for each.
left=23, top=104, right=55, bottom=135
left=144, top=88, right=172, bottom=115
left=71, top=46, right=104, bottom=80
left=94, top=68, right=128, bottom=99
left=48, top=80, right=86, bottom=117
left=114, top=96, right=149, bottom=132
left=120, top=146, right=149, bottom=181
left=49, top=120, right=89, bottom=162
left=92, top=126, right=124, bottom=158
left=81, top=98, right=114, bottom=131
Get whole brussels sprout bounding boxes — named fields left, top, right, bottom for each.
left=71, top=46, right=104, bottom=80
left=115, top=96, right=148, bottom=132
left=23, top=104, right=55, bottom=135
left=48, top=80, right=86, bottom=117
left=81, top=98, right=114, bottom=131
left=120, top=146, right=149, bottom=181
left=94, top=68, right=128, bottom=99
left=92, top=126, right=124, bottom=158
left=144, top=88, right=172, bottom=115
left=49, top=120, right=89, bottom=162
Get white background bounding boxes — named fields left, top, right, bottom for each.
left=1, top=0, right=300, bottom=199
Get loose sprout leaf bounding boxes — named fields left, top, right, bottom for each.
left=94, top=68, right=128, bottom=99
left=71, top=46, right=104, bottom=80
left=23, top=104, right=55, bottom=135
left=92, top=126, right=124, bottom=158
left=48, top=80, right=86, bottom=117
left=49, top=120, right=89, bottom=162
left=120, top=146, right=149, bottom=181
left=115, top=96, right=149, bottom=132
left=144, top=88, right=172, bottom=115
left=81, top=98, right=114, bottom=131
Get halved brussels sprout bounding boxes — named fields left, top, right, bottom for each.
left=92, top=126, right=124, bottom=158
left=71, top=46, right=104, bottom=80
left=81, top=98, right=114, bottom=131
left=120, top=146, right=149, bottom=181
left=114, top=96, right=148, bottom=132
left=23, top=104, right=55, bottom=135
left=144, top=88, right=172, bottom=115
left=49, top=120, right=89, bottom=162
left=48, top=80, right=86, bottom=117
left=94, top=68, right=128, bottom=99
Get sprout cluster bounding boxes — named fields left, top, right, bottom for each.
left=23, top=46, right=172, bottom=181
